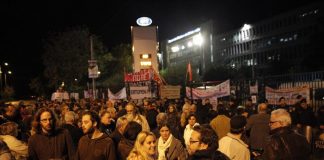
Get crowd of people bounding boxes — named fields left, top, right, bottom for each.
left=0, top=95, right=323, bottom=160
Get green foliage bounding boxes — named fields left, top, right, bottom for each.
left=96, top=44, right=132, bottom=92
left=41, top=26, right=106, bottom=92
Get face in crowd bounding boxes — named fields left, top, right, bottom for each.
left=189, top=130, right=202, bottom=155
left=188, top=115, right=197, bottom=127
left=143, top=134, right=156, bottom=156
left=159, top=126, right=171, bottom=142
left=40, top=111, right=54, bottom=133
left=82, top=114, right=96, bottom=134
left=101, top=112, right=112, bottom=126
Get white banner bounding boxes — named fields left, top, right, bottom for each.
left=108, top=88, right=127, bottom=100
left=265, top=86, right=310, bottom=105
left=186, top=80, right=230, bottom=99
left=51, top=92, right=69, bottom=101
left=160, top=85, right=181, bottom=99
left=130, top=86, right=152, bottom=99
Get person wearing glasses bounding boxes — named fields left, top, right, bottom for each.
left=28, top=107, right=75, bottom=160
left=188, top=125, right=229, bottom=160
left=263, top=109, right=311, bottom=160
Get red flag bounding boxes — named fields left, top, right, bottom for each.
left=187, top=62, right=192, bottom=81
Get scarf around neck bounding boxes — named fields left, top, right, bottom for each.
left=158, top=134, right=173, bottom=160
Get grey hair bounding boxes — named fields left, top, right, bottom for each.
left=271, top=109, right=291, bottom=126
left=116, top=117, right=128, bottom=129
left=64, top=111, right=76, bottom=123
left=156, top=112, right=168, bottom=126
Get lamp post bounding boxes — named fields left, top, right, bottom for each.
left=1, top=62, right=12, bottom=90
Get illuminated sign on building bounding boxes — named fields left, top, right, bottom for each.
left=136, top=17, right=153, bottom=26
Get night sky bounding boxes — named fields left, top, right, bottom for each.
left=0, top=0, right=320, bottom=98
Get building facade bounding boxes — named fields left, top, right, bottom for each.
left=163, top=1, right=324, bottom=81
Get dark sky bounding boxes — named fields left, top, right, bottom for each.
left=0, top=0, right=320, bottom=98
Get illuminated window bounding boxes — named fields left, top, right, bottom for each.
left=140, top=61, right=152, bottom=66
left=140, top=54, right=151, bottom=59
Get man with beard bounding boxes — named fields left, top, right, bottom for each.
left=28, top=107, right=75, bottom=160
left=75, top=110, right=116, bottom=160
left=123, top=102, right=150, bottom=131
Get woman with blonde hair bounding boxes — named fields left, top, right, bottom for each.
left=127, top=131, right=157, bottom=160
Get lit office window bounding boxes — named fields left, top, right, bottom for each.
left=140, top=61, right=152, bottom=66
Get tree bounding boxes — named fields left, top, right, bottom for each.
left=96, top=44, right=133, bottom=92
left=42, top=26, right=106, bottom=92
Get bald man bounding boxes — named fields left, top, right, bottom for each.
left=246, top=103, right=270, bottom=157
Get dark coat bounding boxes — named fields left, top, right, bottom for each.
left=188, top=149, right=229, bottom=160
left=246, top=113, right=270, bottom=150
left=117, top=138, right=134, bottom=160
left=75, top=133, right=116, bottom=160
left=28, top=128, right=75, bottom=160
left=163, top=136, right=187, bottom=160
left=61, top=124, right=83, bottom=149
left=263, top=127, right=311, bottom=160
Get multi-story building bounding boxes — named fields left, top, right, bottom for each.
left=162, top=1, right=324, bottom=82
left=163, top=20, right=214, bottom=80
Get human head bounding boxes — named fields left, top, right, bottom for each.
left=123, top=121, right=142, bottom=141
left=187, top=114, right=198, bottom=127
left=190, top=104, right=197, bottom=113
left=167, top=104, right=177, bottom=114
left=230, top=115, right=247, bottom=134
left=156, top=113, right=168, bottom=127
left=81, top=110, right=100, bottom=134
left=0, top=122, right=18, bottom=137
left=182, top=104, right=190, bottom=114
left=279, top=97, right=286, bottom=106
left=158, top=122, right=171, bottom=142
left=270, top=109, right=291, bottom=130
left=258, top=103, right=268, bottom=113
left=300, top=98, right=308, bottom=109
left=134, top=131, right=157, bottom=157
left=115, top=117, right=129, bottom=134
left=189, top=125, right=218, bottom=155
left=100, top=111, right=112, bottom=126
left=126, top=102, right=136, bottom=116
left=5, top=104, right=17, bottom=117
left=34, top=107, right=57, bottom=134
left=64, top=111, right=77, bottom=124
left=106, top=107, right=117, bottom=119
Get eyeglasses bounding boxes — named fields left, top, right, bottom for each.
left=189, top=140, right=200, bottom=144
left=40, top=118, right=53, bottom=123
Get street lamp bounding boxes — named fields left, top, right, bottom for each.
left=4, top=70, right=12, bottom=87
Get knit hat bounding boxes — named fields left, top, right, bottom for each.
left=230, top=115, right=247, bottom=130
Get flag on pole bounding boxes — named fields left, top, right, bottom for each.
left=186, top=62, right=193, bottom=81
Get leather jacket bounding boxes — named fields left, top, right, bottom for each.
left=263, top=126, right=311, bottom=160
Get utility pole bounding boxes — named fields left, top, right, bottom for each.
left=90, top=36, right=96, bottom=99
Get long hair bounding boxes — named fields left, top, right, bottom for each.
left=33, top=107, right=57, bottom=134
left=129, top=131, right=157, bottom=160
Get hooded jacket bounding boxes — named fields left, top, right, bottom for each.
left=75, top=133, right=116, bottom=160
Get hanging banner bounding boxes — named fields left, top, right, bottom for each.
left=108, top=88, right=127, bottom=100
left=124, top=69, right=152, bottom=82
left=160, top=85, right=181, bottom=99
left=250, top=81, right=258, bottom=94
left=186, top=80, right=230, bottom=99
left=130, top=86, right=152, bottom=99
left=265, top=86, right=310, bottom=105
left=51, top=92, right=69, bottom=101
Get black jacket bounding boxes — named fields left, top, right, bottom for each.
left=263, top=127, right=311, bottom=160
left=188, top=149, right=229, bottom=160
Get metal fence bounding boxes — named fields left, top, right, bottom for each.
left=232, top=71, right=324, bottom=112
